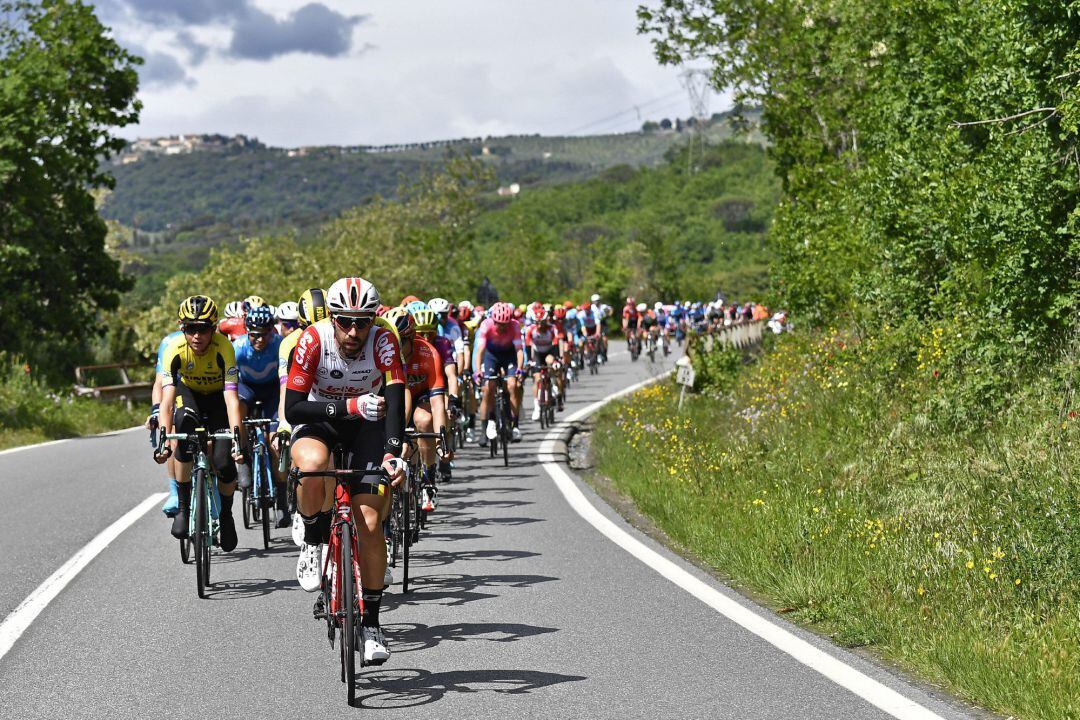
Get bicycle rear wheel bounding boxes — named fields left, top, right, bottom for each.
left=340, top=521, right=358, bottom=705
left=402, top=483, right=411, bottom=594
left=241, top=486, right=252, bottom=529
left=257, top=452, right=271, bottom=549
left=194, top=468, right=210, bottom=599
left=179, top=537, right=191, bottom=564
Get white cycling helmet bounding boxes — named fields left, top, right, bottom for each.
left=224, top=301, right=244, bottom=319
left=327, top=277, right=380, bottom=316
left=276, top=301, right=299, bottom=321
left=654, top=302, right=663, bottom=310
left=636, top=302, right=647, bottom=312
left=590, top=293, right=600, bottom=303
left=428, top=297, right=451, bottom=314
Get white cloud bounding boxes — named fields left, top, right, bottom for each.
left=107, top=0, right=727, bottom=145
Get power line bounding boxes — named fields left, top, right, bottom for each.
left=563, top=88, right=686, bottom=135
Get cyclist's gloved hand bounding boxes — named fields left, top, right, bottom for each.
left=473, top=372, right=484, bottom=385
left=145, top=403, right=160, bottom=430
left=381, top=453, right=406, bottom=487
left=346, top=393, right=385, bottom=421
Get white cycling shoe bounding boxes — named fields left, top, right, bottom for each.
left=531, top=404, right=541, bottom=421
left=511, top=426, right=523, bottom=443
left=291, top=512, right=305, bottom=547
left=361, top=625, right=390, bottom=664
left=296, top=543, right=324, bottom=592
left=485, top=420, right=497, bottom=440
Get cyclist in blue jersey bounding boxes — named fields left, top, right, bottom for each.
left=232, top=305, right=289, bottom=527
left=150, top=330, right=184, bottom=516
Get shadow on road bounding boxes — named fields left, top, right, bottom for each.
left=438, top=515, right=544, bottom=530
left=354, top=668, right=586, bottom=709
left=382, top=621, right=559, bottom=654
left=205, top=576, right=298, bottom=599
left=384, top=572, right=558, bottom=609
left=406, top=548, right=541, bottom=569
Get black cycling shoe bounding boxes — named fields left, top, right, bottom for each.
left=276, top=509, right=290, bottom=529
left=219, top=512, right=238, bottom=552
left=170, top=509, right=189, bottom=539
left=170, top=483, right=191, bottom=539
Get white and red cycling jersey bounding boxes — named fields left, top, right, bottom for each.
left=287, top=319, right=405, bottom=402
left=525, top=324, right=561, bottom=354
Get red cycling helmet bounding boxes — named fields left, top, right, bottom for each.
left=401, top=295, right=420, bottom=306
left=578, top=303, right=590, bottom=312
left=533, top=306, right=548, bottom=323
left=553, top=306, right=567, bottom=320
left=490, top=302, right=513, bottom=324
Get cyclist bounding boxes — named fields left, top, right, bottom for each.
left=525, top=307, right=564, bottom=419
left=286, top=277, right=406, bottom=665
left=276, top=301, right=300, bottom=337
left=233, top=304, right=288, bottom=527
left=457, top=302, right=481, bottom=443
left=385, top=307, right=452, bottom=513
left=148, top=327, right=182, bottom=516
left=153, top=296, right=245, bottom=552
left=473, top=301, right=524, bottom=445
left=219, top=300, right=246, bottom=341
left=622, top=297, right=640, bottom=351
left=590, top=293, right=610, bottom=361
left=412, top=305, right=458, bottom=484
left=640, top=303, right=658, bottom=351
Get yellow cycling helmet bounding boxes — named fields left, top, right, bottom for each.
left=409, top=307, right=437, bottom=334
left=243, top=295, right=267, bottom=310
left=297, top=288, right=328, bottom=328
left=178, top=295, right=218, bottom=324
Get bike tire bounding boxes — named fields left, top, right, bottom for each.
left=490, top=435, right=497, bottom=458
left=179, top=537, right=191, bottom=564
left=341, top=521, right=357, bottom=704
left=402, top=485, right=411, bottom=594
left=241, top=486, right=252, bottom=529
left=194, top=468, right=209, bottom=599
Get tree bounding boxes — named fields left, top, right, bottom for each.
left=660, top=118, right=673, bottom=130
left=0, top=0, right=141, bottom=378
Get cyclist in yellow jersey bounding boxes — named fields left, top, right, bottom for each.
left=154, top=295, right=246, bottom=551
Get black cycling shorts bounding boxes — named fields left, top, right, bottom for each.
left=173, top=383, right=237, bottom=484
left=293, top=418, right=388, bottom=497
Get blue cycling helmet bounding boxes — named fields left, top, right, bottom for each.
left=245, top=305, right=275, bottom=331
left=566, top=308, right=578, bottom=320
left=405, top=300, right=429, bottom=313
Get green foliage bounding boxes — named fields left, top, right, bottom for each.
left=0, top=0, right=140, bottom=380
left=473, top=141, right=780, bottom=303
left=639, top=1, right=1080, bottom=398
left=594, top=330, right=1080, bottom=719
left=0, top=355, right=142, bottom=450
left=684, top=334, right=743, bottom=394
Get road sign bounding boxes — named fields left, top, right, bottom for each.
left=676, top=360, right=695, bottom=388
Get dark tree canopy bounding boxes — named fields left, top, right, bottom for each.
left=0, top=0, right=140, bottom=377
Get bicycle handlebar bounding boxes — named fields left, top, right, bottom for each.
left=292, top=468, right=390, bottom=480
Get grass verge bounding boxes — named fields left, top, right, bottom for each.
left=592, top=331, right=1079, bottom=720
left=0, top=360, right=143, bottom=451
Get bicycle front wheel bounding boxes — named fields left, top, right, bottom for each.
left=402, top=486, right=411, bottom=594
left=340, top=521, right=358, bottom=704
left=194, top=468, right=210, bottom=599
left=256, top=451, right=271, bottom=549
left=241, top=486, right=252, bottom=529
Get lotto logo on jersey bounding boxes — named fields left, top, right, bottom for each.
left=375, top=331, right=396, bottom=367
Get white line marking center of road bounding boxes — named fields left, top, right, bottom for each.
left=538, top=370, right=949, bottom=720
left=0, top=492, right=168, bottom=662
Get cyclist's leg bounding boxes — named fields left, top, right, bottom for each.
left=291, top=425, right=334, bottom=545
left=203, top=392, right=240, bottom=551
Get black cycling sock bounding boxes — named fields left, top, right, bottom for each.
left=176, top=482, right=191, bottom=512
left=318, top=510, right=332, bottom=544
left=361, top=588, right=384, bottom=627
left=301, top=511, right=322, bottom=545
left=219, top=492, right=233, bottom=516
left=275, top=484, right=288, bottom=512
left=424, top=464, right=436, bottom=485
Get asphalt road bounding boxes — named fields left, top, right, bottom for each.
left=0, top=347, right=985, bottom=719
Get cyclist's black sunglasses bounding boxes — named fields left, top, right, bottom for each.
left=333, top=314, right=374, bottom=331
left=183, top=323, right=214, bottom=335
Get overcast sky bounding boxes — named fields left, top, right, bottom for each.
left=91, top=0, right=725, bottom=147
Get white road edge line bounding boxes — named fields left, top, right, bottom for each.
left=538, top=373, right=948, bottom=720
left=0, top=492, right=168, bottom=661
left=0, top=425, right=144, bottom=458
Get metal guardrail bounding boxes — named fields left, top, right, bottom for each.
left=73, top=362, right=153, bottom=409
left=698, top=320, right=765, bottom=351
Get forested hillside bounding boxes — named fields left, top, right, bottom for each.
left=122, top=140, right=777, bottom=359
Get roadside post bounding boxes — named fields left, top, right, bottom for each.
left=675, top=355, right=695, bottom=411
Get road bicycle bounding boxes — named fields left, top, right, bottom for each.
left=487, top=369, right=514, bottom=467
left=158, top=425, right=238, bottom=599
left=391, top=429, right=444, bottom=593
left=583, top=336, right=599, bottom=375
left=628, top=330, right=641, bottom=361
left=292, top=454, right=389, bottom=706
left=531, top=362, right=557, bottom=428
left=241, top=415, right=276, bottom=549
left=645, top=329, right=658, bottom=362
